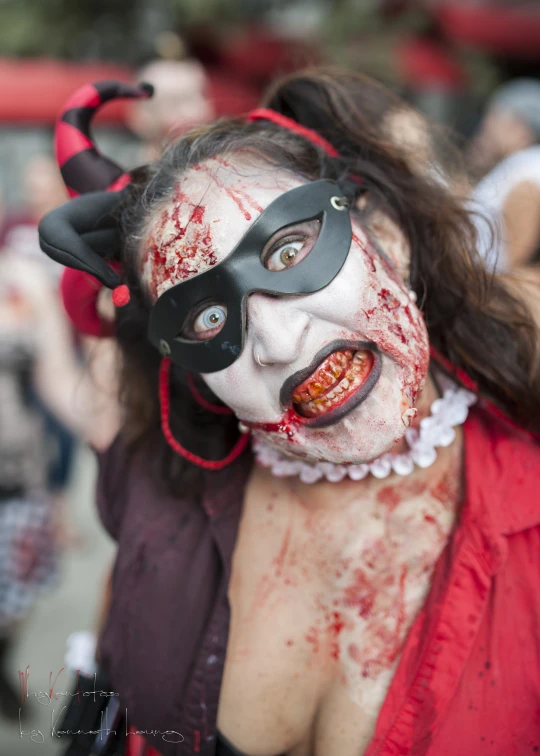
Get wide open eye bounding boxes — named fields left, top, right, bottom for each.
left=262, top=219, right=321, bottom=273
left=266, top=240, right=305, bottom=272
left=183, top=304, right=227, bottom=341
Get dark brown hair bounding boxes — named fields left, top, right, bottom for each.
left=113, top=67, right=540, bottom=494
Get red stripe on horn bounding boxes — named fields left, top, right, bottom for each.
left=108, top=173, right=132, bottom=192
left=55, top=121, right=93, bottom=170
left=59, top=82, right=101, bottom=112
left=55, top=80, right=152, bottom=197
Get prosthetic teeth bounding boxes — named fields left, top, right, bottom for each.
left=293, top=349, right=374, bottom=418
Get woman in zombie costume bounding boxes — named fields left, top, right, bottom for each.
left=39, top=70, right=540, bottom=756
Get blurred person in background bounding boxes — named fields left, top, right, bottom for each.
left=128, top=55, right=215, bottom=161
left=1, top=155, right=80, bottom=541
left=38, top=69, right=540, bottom=756
left=467, top=79, right=540, bottom=301
left=1, top=154, right=68, bottom=278
left=0, top=243, right=112, bottom=720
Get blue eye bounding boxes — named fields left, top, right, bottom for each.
left=191, top=304, right=227, bottom=340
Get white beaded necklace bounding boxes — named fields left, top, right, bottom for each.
left=252, top=380, right=476, bottom=484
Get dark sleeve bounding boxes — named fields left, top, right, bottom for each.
left=95, top=434, right=132, bottom=542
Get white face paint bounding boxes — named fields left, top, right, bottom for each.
left=142, top=156, right=430, bottom=465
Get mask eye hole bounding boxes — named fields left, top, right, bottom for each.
left=261, top=219, right=321, bottom=273
left=181, top=303, right=227, bottom=341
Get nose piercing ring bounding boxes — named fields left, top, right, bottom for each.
left=256, top=351, right=269, bottom=367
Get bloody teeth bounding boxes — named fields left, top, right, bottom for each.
left=293, top=349, right=374, bottom=418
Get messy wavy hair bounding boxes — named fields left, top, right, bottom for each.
left=113, top=67, right=540, bottom=494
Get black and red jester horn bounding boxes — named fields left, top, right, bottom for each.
left=56, top=79, right=153, bottom=197
left=38, top=80, right=153, bottom=337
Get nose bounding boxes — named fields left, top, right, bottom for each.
left=247, top=293, right=310, bottom=367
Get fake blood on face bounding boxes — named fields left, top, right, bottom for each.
left=248, top=408, right=300, bottom=441
left=146, top=197, right=218, bottom=298
left=196, top=163, right=256, bottom=221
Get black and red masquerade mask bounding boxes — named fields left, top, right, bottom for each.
left=149, top=179, right=353, bottom=373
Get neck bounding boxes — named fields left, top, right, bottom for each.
left=258, top=420, right=464, bottom=521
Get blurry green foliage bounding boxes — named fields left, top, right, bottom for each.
left=0, top=0, right=293, bottom=60
left=0, top=0, right=497, bottom=105
left=0, top=0, right=142, bottom=59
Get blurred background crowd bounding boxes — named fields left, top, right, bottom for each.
left=0, top=0, right=539, bottom=753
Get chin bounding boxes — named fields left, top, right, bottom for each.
left=256, top=374, right=409, bottom=466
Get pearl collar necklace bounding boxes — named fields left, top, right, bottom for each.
left=252, top=380, right=476, bottom=484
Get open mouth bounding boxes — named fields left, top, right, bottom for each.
left=293, top=349, right=374, bottom=416
left=280, top=340, right=382, bottom=430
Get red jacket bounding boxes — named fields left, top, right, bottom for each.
left=97, top=405, right=540, bottom=755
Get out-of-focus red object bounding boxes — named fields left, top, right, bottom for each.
left=206, top=72, right=259, bottom=117
left=124, top=728, right=161, bottom=756
left=60, top=268, right=114, bottom=338
left=218, top=25, right=319, bottom=86
left=434, top=3, right=540, bottom=59
left=0, top=57, right=259, bottom=126
left=0, top=58, right=134, bottom=124
left=396, top=37, right=467, bottom=90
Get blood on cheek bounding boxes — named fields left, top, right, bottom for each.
left=351, top=233, right=429, bottom=406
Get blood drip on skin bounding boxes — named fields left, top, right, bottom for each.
left=348, top=566, right=408, bottom=680
left=305, top=626, right=320, bottom=653
left=328, top=611, right=345, bottom=661
left=191, top=205, right=205, bottom=224
left=342, top=569, right=376, bottom=619
left=376, top=486, right=402, bottom=512
left=361, top=233, right=405, bottom=291
left=378, top=288, right=401, bottom=311
left=370, top=567, right=408, bottom=677
left=273, top=524, right=292, bottom=577
left=430, top=469, right=459, bottom=506
left=423, top=513, right=447, bottom=539
left=388, top=322, right=407, bottom=345
left=232, top=187, right=263, bottom=215
left=196, top=164, right=254, bottom=221
left=404, top=479, right=427, bottom=497
left=249, top=408, right=300, bottom=441
left=349, top=227, right=431, bottom=413
left=147, top=196, right=218, bottom=298
left=208, top=157, right=265, bottom=214
left=353, top=233, right=377, bottom=273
